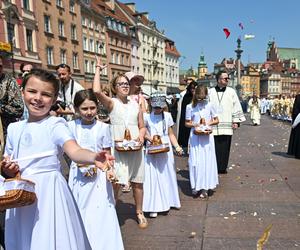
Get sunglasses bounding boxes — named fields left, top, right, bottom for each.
left=221, top=77, right=229, bottom=81
left=117, top=82, right=130, bottom=87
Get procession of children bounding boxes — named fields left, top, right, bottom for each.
left=0, top=62, right=244, bottom=250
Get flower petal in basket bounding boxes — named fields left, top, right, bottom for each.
left=115, top=139, right=142, bottom=152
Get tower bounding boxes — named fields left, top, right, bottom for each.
left=198, top=53, right=208, bottom=79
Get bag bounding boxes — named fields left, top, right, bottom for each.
left=0, top=172, right=37, bottom=210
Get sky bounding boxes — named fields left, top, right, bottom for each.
left=129, top=0, right=300, bottom=72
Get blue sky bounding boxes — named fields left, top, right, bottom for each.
left=129, top=0, right=300, bottom=72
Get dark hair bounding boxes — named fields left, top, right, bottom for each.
left=20, top=63, right=34, bottom=73
left=73, top=89, right=98, bottom=108
left=186, top=81, right=197, bottom=95
left=22, top=69, right=60, bottom=96
left=216, top=70, right=228, bottom=81
left=55, top=63, right=71, bottom=72
left=20, top=63, right=25, bottom=73
left=192, top=84, right=208, bottom=107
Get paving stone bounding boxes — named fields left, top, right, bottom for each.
left=205, top=217, right=300, bottom=239
left=121, top=115, right=300, bottom=249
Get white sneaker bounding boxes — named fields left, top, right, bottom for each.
left=149, top=212, right=158, bottom=218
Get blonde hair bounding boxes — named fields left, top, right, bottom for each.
left=110, top=73, right=129, bottom=95
left=192, top=84, right=207, bottom=107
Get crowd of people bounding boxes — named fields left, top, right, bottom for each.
left=0, top=55, right=299, bottom=249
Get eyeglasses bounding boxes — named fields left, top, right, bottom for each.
left=116, top=82, right=130, bottom=87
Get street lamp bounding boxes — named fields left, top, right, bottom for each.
left=235, top=38, right=243, bottom=98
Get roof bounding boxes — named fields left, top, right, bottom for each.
left=117, top=1, right=149, bottom=26
left=165, top=40, right=180, bottom=57
left=93, top=0, right=131, bottom=25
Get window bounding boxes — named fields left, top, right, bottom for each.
left=83, top=37, right=88, bottom=50
left=81, top=17, right=86, bottom=26
left=111, top=52, right=114, bottom=63
left=91, top=61, right=95, bottom=73
left=70, top=1, right=75, bottom=12
left=88, top=19, right=93, bottom=29
left=115, top=53, right=119, bottom=64
left=89, top=39, right=94, bottom=52
left=44, top=15, right=51, bottom=33
left=107, top=19, right=112, bottom=29
left=121, top=54, right=124, bottom=65
left=58, top=20, right=65, bottom=37
left=71, top=24, right=77, bottom=40
left=7, top=23, right=15, bottom=45
left=60, top=49, right=66, bottom=64
left=56, top=0, right=63, bottom=8
left=84, top=59, right=89, bottom=73
left=73, top=52, right=78, bottom=69
left=46, top=47, right=54, bottom=65
left=26, top=29, right=33, bottom=51
left=23, top=0, right=30, bottom=11
left=95, top=41, right=100, bottom=53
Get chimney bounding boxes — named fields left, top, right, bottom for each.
left=125, top=2, right=135, bottom=12
left=142, top=12, right=149, bottom=19
left=105, top=0, right=115, bottom=10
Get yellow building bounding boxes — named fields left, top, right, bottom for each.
left=241, top=65, right=260, bottom=97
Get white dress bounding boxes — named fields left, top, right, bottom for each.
left=68, top=119, right=124, bottom=250
left=109, top=98, right=144, bottom=185
left=4, top=116, right=91, bottom=250
left=186, top=102, right=219, bottom=191
left=143, top=112, right=181, bottom=212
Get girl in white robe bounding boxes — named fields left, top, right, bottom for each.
left=68, top=89, right=124, bottom=250
left=1, top=69, right=113, bottom=250
left=185, top=85, right=219, bottom=199
left=143, top=93, right=182, bottom=218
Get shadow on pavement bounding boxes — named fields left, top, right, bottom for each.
left=272, top=151, right=295, bottom=158
left=116, top=199, right=136, bottom=226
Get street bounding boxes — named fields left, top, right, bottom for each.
left=118, top=114, right=300, bottom=250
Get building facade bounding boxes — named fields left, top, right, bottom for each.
left=35, top=0, right=85, bottom=83
left=0, top=0, right=41, bottom=76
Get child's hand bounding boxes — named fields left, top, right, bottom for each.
left=106, top=169, right=118, bottom=183
left=94, top=151, right=115, bottom=171
left=1, top=156, right=19, bottom=177
left=174, top=145, right=184, bottom=156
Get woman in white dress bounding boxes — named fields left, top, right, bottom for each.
left=185, top=84, right=219, bottom=199
left=68, top=89, right=124, bottom=250
left=143, top=93, right=182, bottom=218
left=0, top=69, right=113, bottom=250
left=93, top=58, right=148, bottom=229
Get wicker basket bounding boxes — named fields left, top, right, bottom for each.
left=115, top=140, right=142, bottom=152
left=193, top=128, right=212, bottom=135
left=0, top=172, right=37, bottom=210
left=147, top=143, right=170, bottom=154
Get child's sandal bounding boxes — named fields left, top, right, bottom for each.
left=136, top=211, right=148, bottom=229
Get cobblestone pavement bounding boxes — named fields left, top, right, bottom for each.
left=117, top=114, right=300, bottom=250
